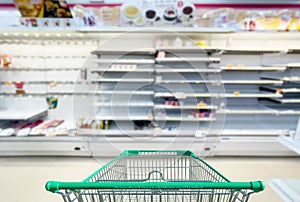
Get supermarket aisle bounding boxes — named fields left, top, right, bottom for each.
left=0, top=156, right=299, bottom=202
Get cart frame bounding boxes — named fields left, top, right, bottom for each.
left=46, top=150, right=264, bottom=202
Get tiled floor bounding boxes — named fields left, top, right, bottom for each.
left=0, top=156, right=299, bottom=202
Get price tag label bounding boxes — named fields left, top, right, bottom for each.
left=175, top=92, right=186, bottom=99
left=227, top=64, right=233, bottom=69
left=238, top=64, right=244, bottom=68
left=276, top=88, right=282, bottom=94
left=195, top=129, right=206, bottom=138
left=156, top=76, right=162, bottom=83
left=157, top=51, right=166, bottom=58
left=233, top=91, right=240, bottom=96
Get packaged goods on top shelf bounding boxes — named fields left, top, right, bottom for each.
left=73, top=3, right=300, bottom=32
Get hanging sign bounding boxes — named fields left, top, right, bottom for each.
left=15, top=0, right=74, bottom=28
left=15, top=0, right=72, bottom=18
left=120, top=0, right=195, bottom=26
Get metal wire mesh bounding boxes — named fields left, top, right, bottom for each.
left=59, top=152, right=251, bottom=202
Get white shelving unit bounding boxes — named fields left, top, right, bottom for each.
left=223, top=47, right=285, bottom=54
left=90, top=45, right=155, bottom=138
left=0, top=108, right=47, bottom=121
left=156, top=79, right=282, bottom=85
left=95, top=115, right=153, bottom=121
left=154, top=92, right=282, bottom=98
left=218, top=129, right=290, bottom=136
left=91, top=49, right=156, bottom=55
left=92, top=90, right=154, bottom=95
left=96, top=102, right=154, bottom=107
left=79, top=128, right=292, bottom=137
left=156, top=46, right=220, bottom=53
left=261, top=75, right=300, bottom=82
left=156, top=57, right=220, bottom=63
left=0, top=92, right=89, bottom=97
left=287, top=63, right=300, bottom=68
left=218, top=108, right=300, bottom=115
left=155, top=117, right=216, bottom=122
left=156, top=68, right=221, bottom=73
left=278, top=136, right=300, bottom=154
left=0, top=81, right=89, bottom=85
left=154, top=105, right=217, bottom=110
left=1, top=30, right=300, bottom=157
left=94, top=59, right=155, bottom=64
left=93, top=78, right=154, bottom=83
left=278, top=118, right=300, bottom=154
left=269, top=179, right=300, bottom=202
left=220, top=66, right=286, bottom=71
left=267, top=98, right=300, bottom=104
left=91, top=68, right=154, bottom=73
left=260, top=86, right=300, bottom=93
left=0, top=67, right=82, bottom=71
left=0, top=30, right=97, bottom=156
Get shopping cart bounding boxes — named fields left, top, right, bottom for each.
left=46, top=150, right=264, bottom=202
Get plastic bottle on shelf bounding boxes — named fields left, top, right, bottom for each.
left=105, top=120, right=110, bottom=130
left=226, top=36, right=232, bottom=48
left=185, top=40, right=193, bottom=47
left=81, top=67, right=87, bottom=80
left=155, top=38, right=163, bottom=48
left=0, top=54, right=12, bottom=68
left=99, top=120, right=105, bottom=130
left=174, top=37, right=183, bottom=47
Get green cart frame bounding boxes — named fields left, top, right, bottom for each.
left=46, top=150, right=264, bottom=202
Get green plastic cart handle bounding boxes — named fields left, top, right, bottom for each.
left=46, top=180, right=264, bottom=193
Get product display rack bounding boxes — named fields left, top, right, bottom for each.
left=0, top=108, right=47, bottom=121
left=154, top=92, right=282, bottom=98
left=260, top=86, right=300, bottom=93
left=276, top=117, right=300, bottom=155
left=94, top=58, right=155, bottom=64
left=269, top=179, right=300, bottom=202
left=91, top=48, right=155, bottom=128
left=0, top=30, right=300, bottom=156
left=92, top=90, right=154, bottom=95
left=0, top=92, right=90, bottom=95
left=155, top=57, right=221, bottom=63
left=0, top=67, right=82, bottom=71
left=0, top=30, right=98, bottom=156
left=287, top=63, right=300, bottom=68
left=220, top=66, right=286, bottom=71
left=279, top=136, right=300, bottom=154
left=0, top=136, right=90, bottom=156
left=87, top=31, right=299, bottom=157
